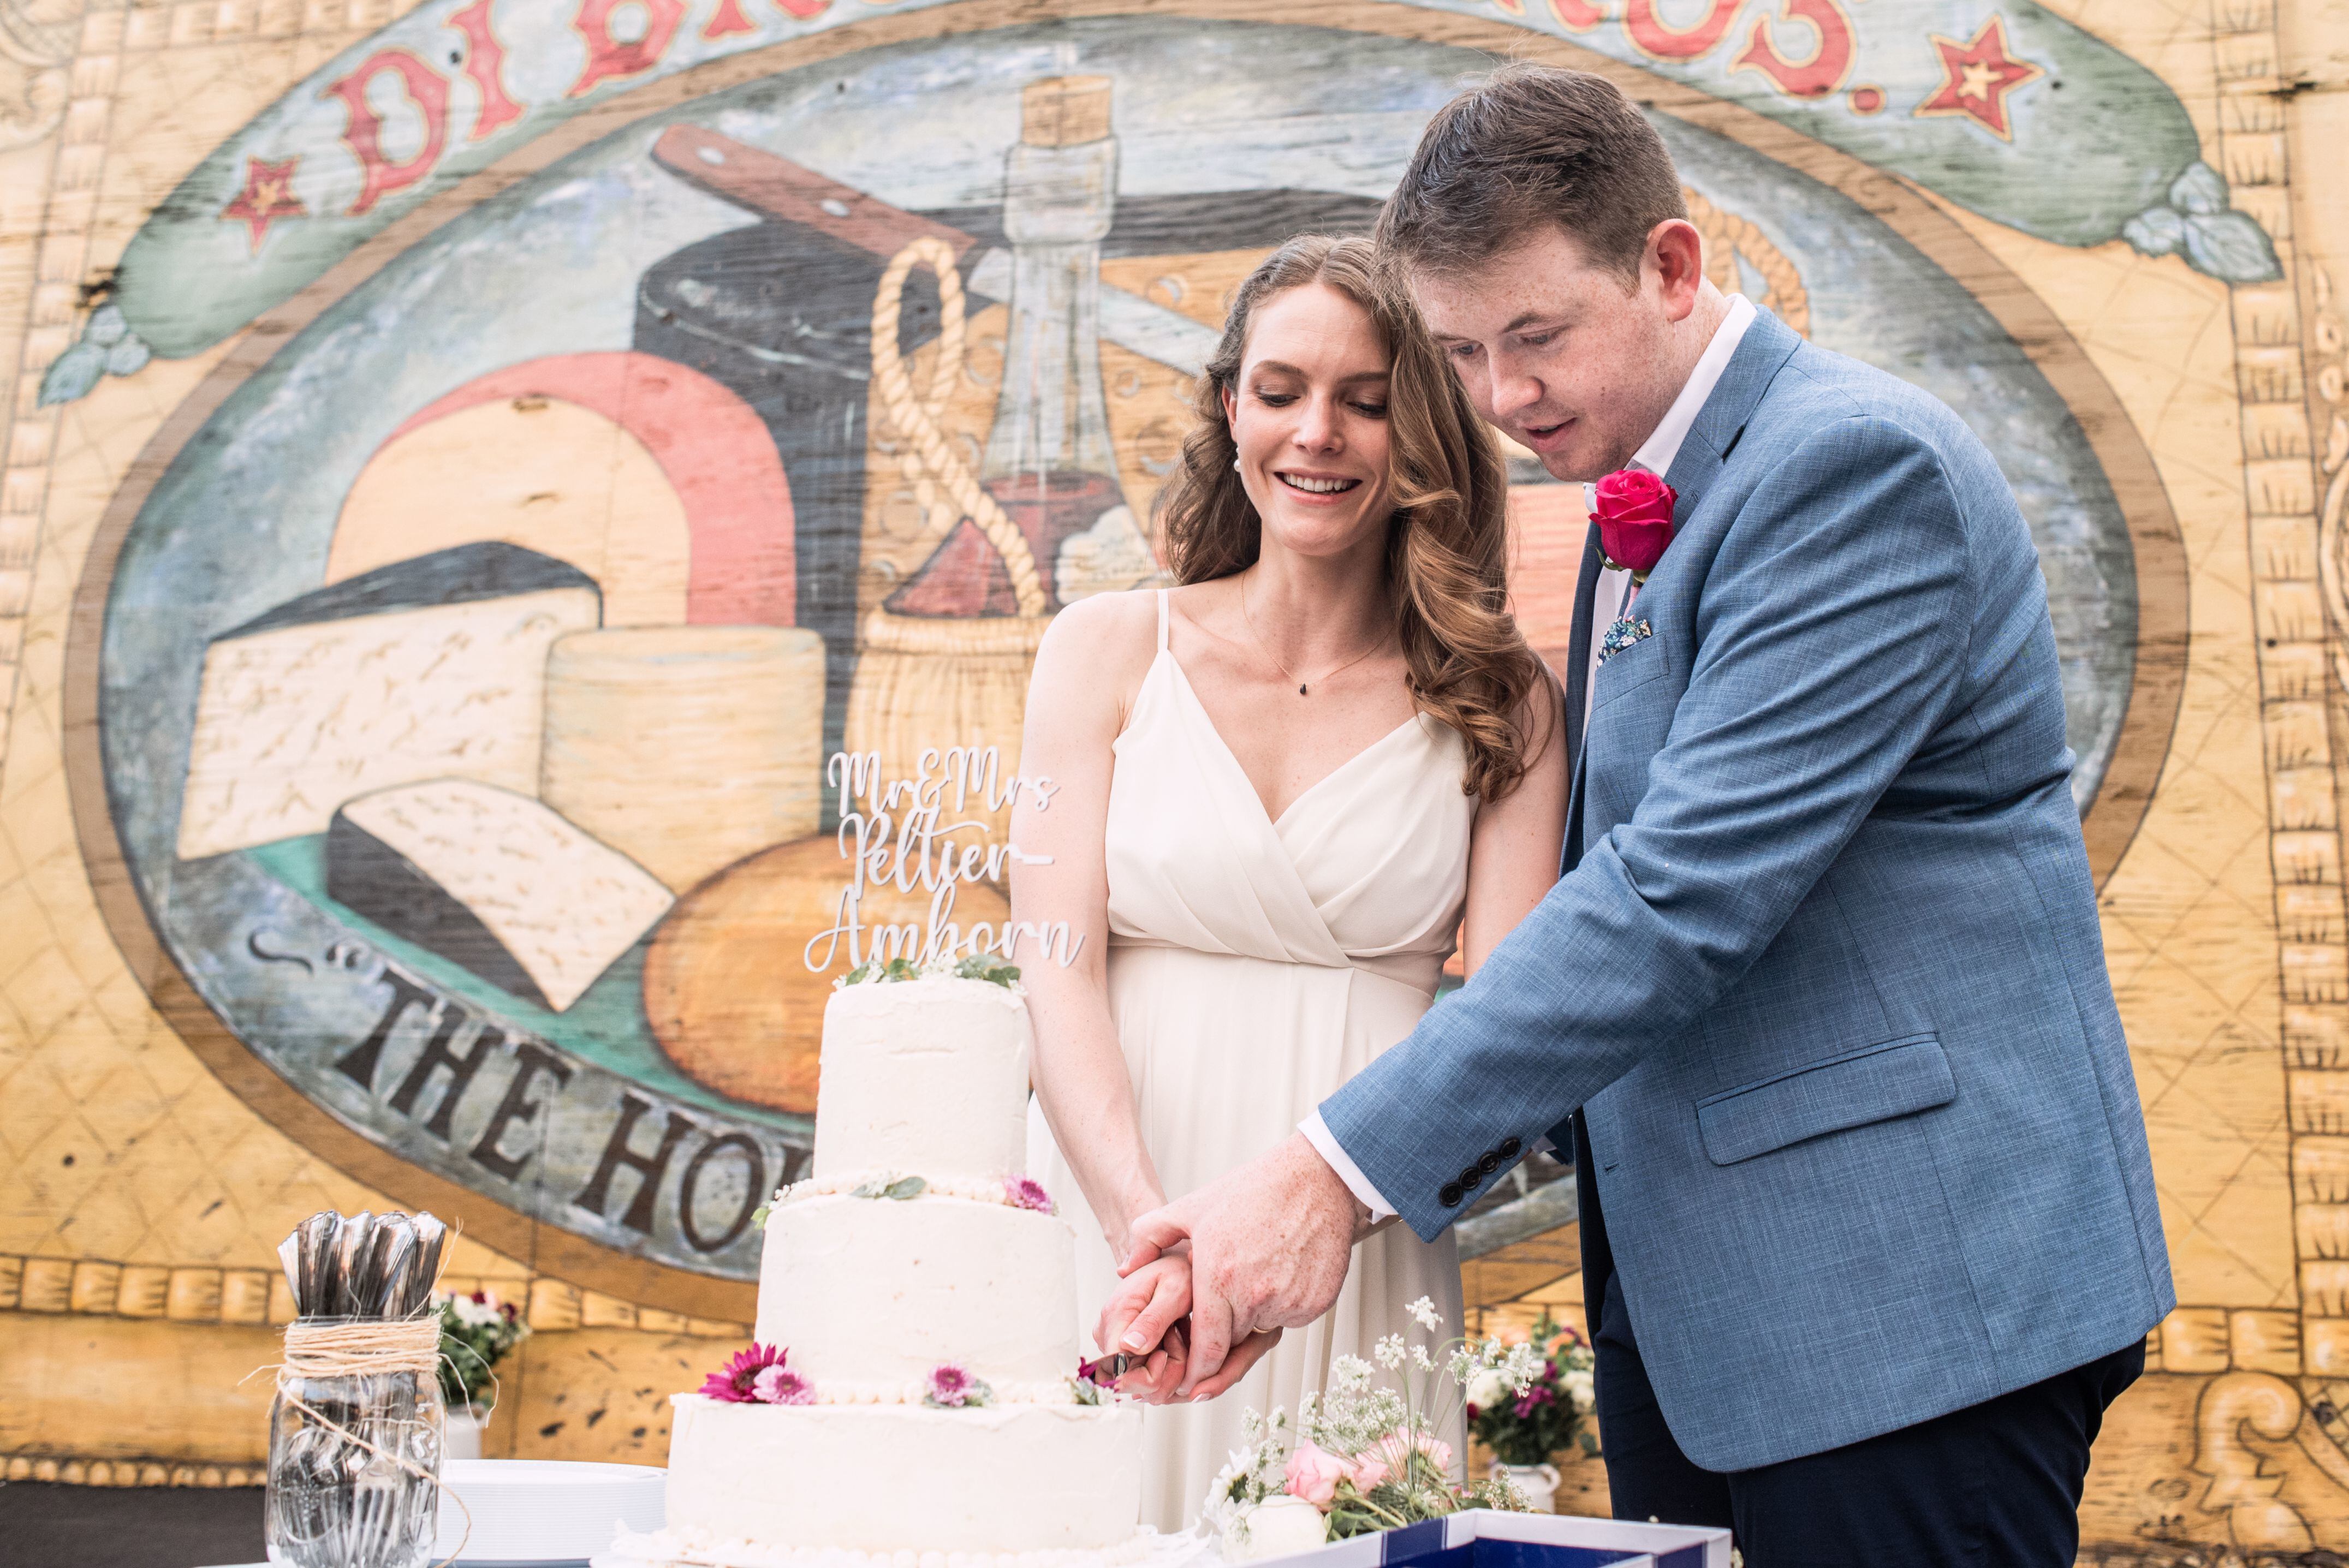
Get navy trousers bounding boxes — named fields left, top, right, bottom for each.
left=1571, top=1116, right=2142, bottom=1566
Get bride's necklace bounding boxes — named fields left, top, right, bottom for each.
left=1239, top=574, right=1388, bottom=697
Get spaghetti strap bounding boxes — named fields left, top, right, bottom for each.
left=1156, top=588, right=1169, bottom=653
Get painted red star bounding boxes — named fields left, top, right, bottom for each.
left=221, top=154, right=307, bottom=252
left=1915, top=15, right=2044, bottom=141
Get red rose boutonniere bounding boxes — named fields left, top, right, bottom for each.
left=1591, top=468, right=1678, bottom=585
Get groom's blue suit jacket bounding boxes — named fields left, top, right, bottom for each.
left=1321, top=308, right=2172, bottom=1472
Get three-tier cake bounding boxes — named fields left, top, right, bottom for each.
left=601, top=968, right=1146, bottom=1566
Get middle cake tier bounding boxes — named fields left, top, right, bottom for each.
left=758, top=1192, right=1079, bottom=1394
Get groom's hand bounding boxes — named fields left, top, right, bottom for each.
left=1121, top=1132, right=1364, bottom=1397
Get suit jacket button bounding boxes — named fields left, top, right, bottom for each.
left=1459, top=1166, right=1482, bottom=1189
left=1498, top=1136, right=1523, bottom=1159
left=1440, top=1182, right=1464, bottom=1207
left=1477, top=1152, right=1502, bottom=1176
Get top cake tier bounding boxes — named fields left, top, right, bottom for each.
left=813, top=975, right=1034, bottom=1181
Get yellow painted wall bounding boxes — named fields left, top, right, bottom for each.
left=1, top=3, right=2346, bottom=1561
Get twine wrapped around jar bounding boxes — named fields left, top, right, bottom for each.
left=279, top=1316, right=442, bottom=1380
left=264, top=1315, right=467, bottom=1568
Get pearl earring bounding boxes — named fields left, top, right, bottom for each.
left=1232, top=455, right=1242, bottom=472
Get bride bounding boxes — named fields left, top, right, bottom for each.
left=1012, top=234, right=1568, bottom=1530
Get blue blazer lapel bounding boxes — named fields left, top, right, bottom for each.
left=1559, top=308, right=1803, bottom=879
left=1664, top=307, right=1803, bottom=509
left=1561, top=524, right=1604, bottom=766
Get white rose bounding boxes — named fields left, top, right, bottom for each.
left=1466, top=1369, right=1506, bottom=1412
left=1236, top=1495, right=1331, bottom=1561
left=1562, top=1370, right=1595, bottom=1413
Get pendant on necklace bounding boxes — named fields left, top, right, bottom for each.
left=1298, top=684, right=1308, bottom=696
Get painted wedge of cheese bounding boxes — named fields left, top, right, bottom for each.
left=176, top=542, right=602, bottom=860
left=326, top=778, right=675, bottom=1012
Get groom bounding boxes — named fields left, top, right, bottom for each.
left=1111, top=63, right=2172, bottom=1566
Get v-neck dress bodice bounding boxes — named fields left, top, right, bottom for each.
left=1028, top=591, right=1476, bottom=1531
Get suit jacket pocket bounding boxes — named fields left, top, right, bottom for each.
left=1696, top=1034, right=1954, bottom=1166
left=1589, top=629, right=1672, bottom=711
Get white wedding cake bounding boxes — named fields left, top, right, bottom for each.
left=600, top=967, right=1148, bottom=1567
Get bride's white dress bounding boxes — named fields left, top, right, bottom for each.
left=1030, top=590, right=1473, bottom=1531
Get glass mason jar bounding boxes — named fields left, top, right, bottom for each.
left=265, top=1323, right=445, bottom=1568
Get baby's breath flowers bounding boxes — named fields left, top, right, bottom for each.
left=1470, top=1311, right=1595, bottom=1466
left=1200, top=1297, right=1546, bottom=1555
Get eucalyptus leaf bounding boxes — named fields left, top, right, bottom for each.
left=848, top=1174, right=927, bottom=1200
left=2183, top=212, right=2282, bottom=284
left=104, top=336, right=151, bottom=377
left=38, top=341, right=103, bottom=407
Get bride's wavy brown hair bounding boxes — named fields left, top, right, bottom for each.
left=1158, top=234, right=1554, bottom=802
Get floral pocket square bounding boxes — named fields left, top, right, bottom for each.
left=1597, top=615, right=1653, bottom=665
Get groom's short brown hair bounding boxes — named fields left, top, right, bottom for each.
left=1378, top=62, right=1686, bottom=284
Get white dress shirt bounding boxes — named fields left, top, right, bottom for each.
left=1301, top=294, right=1759, bottom=1223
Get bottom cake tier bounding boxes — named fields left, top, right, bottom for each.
left=650, top=1394, right=1146, bottom=1556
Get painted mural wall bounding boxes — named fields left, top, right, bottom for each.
left=0, top=0, right=2342, bottom=1558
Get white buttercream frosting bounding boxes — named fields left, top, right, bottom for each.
left=657, top=1397, right=1147, bottom=1554
left=775, top=1171, right=1054, bottom=1213
left=758, top=1194, right=1078, bottom=1389
left=813, top=977, right=1033, bottom=1182
left=650, top=977, right=1143, bottom=1558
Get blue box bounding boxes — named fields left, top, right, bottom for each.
left=1249, top=1510, right=1730, bottom=1568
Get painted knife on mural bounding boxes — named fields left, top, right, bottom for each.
left=53, top=0, right=2278, bottom=407
left=643, top=124, right=1219, bottom=377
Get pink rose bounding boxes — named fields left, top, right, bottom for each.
left=1368, top=1428, right=1452, bottom=1477
left=1592, top=468, right=1677, bottom=578
left=1283, top=1441, right=1348, bottom=1510
left=1343, top=1453, right=1389, bottom=1492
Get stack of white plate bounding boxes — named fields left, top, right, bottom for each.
left=430, top=1459, right=667, bottom=1567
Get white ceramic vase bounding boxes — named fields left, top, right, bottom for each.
left=1493, top=1462, right=1560, bottom=1515
left=445, top=1403, right=490, bottom=1462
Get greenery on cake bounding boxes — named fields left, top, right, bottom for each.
left=838, top=952, right=1022, bottom=989
left=848, top=1174, right=928, bottom=1200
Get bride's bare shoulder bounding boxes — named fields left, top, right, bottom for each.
left=1031, top=588, right=1162, bottom=704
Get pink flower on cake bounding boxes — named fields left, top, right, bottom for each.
left=923, top=1362, right=994, bottom=1408
left=1005, top=1176, right=1055, bottom=1214
left=701, top=1343, right=788, bottom=1404
left=1343, top=1453, right=1390, bottom=1492
left=1282, top=1441, right=1348, bottom=1510
left=751, top=1364, right=815, bottom=1405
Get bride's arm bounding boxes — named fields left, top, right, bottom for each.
left=1011, top=592, right=1167, bottom=1260
left=1460, top=675, right=1572, bottom=979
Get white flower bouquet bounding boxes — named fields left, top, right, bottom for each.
left=1203, top=1297, right=1548, bottom=1561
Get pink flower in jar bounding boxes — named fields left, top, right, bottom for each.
left=1283, top=1441, right=1348, bottom=1509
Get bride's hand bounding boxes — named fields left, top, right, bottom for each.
left=1096, top=1254, right=1192, bottom=1403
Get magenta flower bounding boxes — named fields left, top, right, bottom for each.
left=701, top=1343, right=788, bottom=1404
left=1077, top=1354, right=1117, bottom=1387
left=1005, top=1177, right=1055, bottom=1214
left=1512, top=1386, right=1555, bottom=1420
left=924, top=1362, right=992, bottom=1408
left=752, top=1364, right=816, bottom=1405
